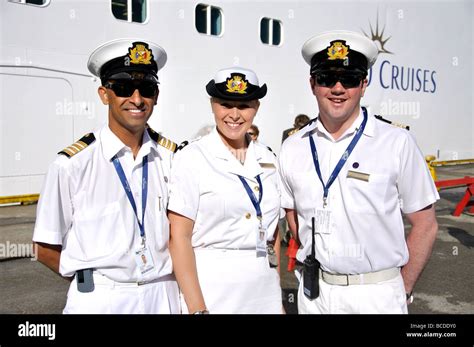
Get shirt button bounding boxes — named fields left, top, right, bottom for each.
left=254, top=186, right=259, bottom=192
left=245, top=213, right=251, bottom=219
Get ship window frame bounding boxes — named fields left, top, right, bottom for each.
left=195, top=3, right=224, bottom=37
left=111, top=0, right=149, bottom=24
left=260, top=17, right=283, bottom=46
left=7, top=0, right=50, bottom=7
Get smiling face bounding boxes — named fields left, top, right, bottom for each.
left=98, top=81, right=158, bottom=136
left=210, top=97, right=260, bottom=149
left=310, top=73, right=367, bottom=131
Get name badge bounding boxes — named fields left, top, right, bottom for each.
left=314, top=208, right=332, bottom=234
left=135, top=247, right=155, bottom=275
left=347, top=170, right=370, bottom=182
left=256, top=226, right=267, bottom=257
left=259, top=163, right=276, bottom=169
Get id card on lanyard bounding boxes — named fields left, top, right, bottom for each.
left=238, top=175, right=266, bottom=257
left=113, top=154, right=155, bottom=274
left=309, top=108, right=368, bottom=234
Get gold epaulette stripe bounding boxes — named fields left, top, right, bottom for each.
left=62, top=148, right=75, bottom=157
left=159, top=137, right=168, bottom=148
left=158, top=136, right=177, bottom=152
left=374, top=115, right=410, bottom=130
left=69, top=143, right=83, bottom=152
left=58, top=133, right=95, bottom=158
left=392, top=122, right=408, bottom=129
left=75, top=141, right=88, bottom=149
left=65, top=147, right=79, bottom=155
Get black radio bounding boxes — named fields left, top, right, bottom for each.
left=303, top=217, right=320, bottom=300
left=76, top=268, right=95, bottom=293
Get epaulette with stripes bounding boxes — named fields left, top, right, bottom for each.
left=147, top=127, right=177, bottom=153
left=58, top=133, right=95, bottom=158
left=374, top=115, right=410, bottom=131
left=288, top=128, right=300, bottom=137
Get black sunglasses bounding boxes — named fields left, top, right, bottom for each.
left=105, top=81, right=158, bottom=98
left=314, top=73, right=364, bottom=89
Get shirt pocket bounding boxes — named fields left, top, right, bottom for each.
left=74, top=201, right=126, bottom=261
left=346, top=173, right=390, bottom=214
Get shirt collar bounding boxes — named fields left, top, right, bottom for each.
left=206, top=127, right=264, bottom=180
left=136, top=128, right=154, bottom=160
left=101, top=125, right=154, bottom=161
left=362, top=108, right=376, bottom=137
left=302, top=107, right=376, bottom=141
left=207, top=126, right=234, bottom=160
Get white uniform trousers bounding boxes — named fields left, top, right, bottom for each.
left=181, top=249, right=282, bottom=314
left=63, top=273, right=180, bottom=314
left=297, top=272, right=408, bottom=314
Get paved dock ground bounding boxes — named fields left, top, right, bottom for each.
left=0, top=165, right=472, bottom=314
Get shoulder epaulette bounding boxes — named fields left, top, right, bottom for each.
left=58, top=133, right=95, bottom=158
left=374, top=115, right=410, bottom=131
left=176, top=140, right=189, bottom=151
left=158, top=135, right=177, bottom=153
left=147, top=127, right=177, bottom=153
left=288, top=128, right=298, bottom=137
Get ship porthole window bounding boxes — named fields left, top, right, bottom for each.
left=112, top=0, right=148, bottom=24
left=195, top=4, right=224, bottom=37
left=8, top=0, right=50, bottom=6
left=260, top=17, right=283, bottom=46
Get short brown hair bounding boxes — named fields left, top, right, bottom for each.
left=248, top=124, right=260, bottom=136
left=294, top=114, right=310, bottom=128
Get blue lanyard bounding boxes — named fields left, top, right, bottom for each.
left=309, top=108, right=368, bottom=207
left=112, top=155, right=148, bottom=239
left=238, top=175, right=263, bottom=220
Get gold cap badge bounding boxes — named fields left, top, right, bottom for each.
left=128, top=43, right=153, bottom=65
left=327, top=41, right=349, bottom=60
left=226, top=75, right=248, bottom=94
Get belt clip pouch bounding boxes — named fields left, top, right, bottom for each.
left=76, top=268, right=95, bottom=293
left=303, top=256, right=320, bottom=300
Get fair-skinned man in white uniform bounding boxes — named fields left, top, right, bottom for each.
left=279, top=30, right=439, bottom=314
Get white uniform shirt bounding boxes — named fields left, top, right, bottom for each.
left=33, top=125, right=174, bottom=282
left=279, top=109, right=439, bottom=274
left=168, top=128, right=281, bottom=249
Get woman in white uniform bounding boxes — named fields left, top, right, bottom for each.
left=168, top=67, right=282, bottom=314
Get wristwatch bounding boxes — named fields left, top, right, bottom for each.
left=193, top=309, right=209, bottom=314
left=406, top=291, right=414, bottom=304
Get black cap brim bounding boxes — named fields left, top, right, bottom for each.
left=206, top=80, right=267, bottom=101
